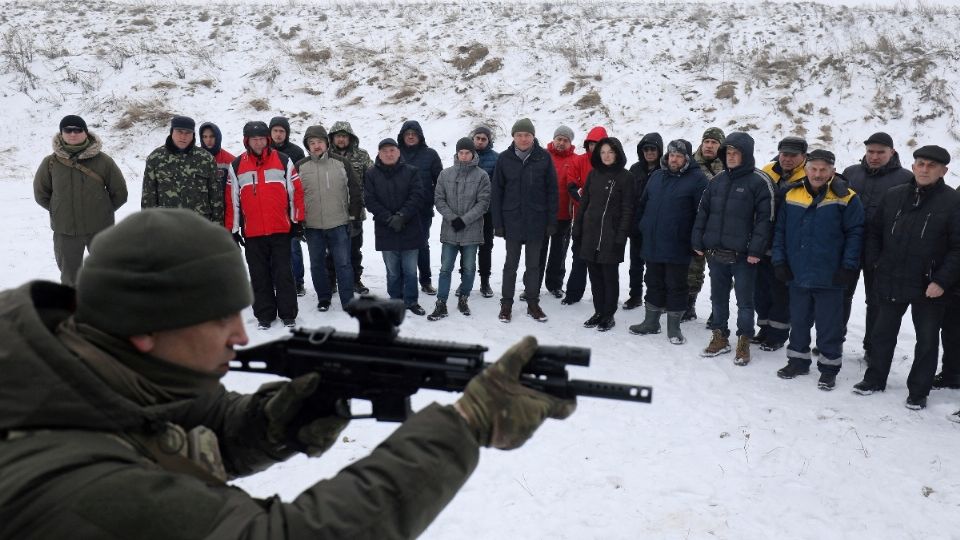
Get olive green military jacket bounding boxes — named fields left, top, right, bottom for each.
left=33, top=133, right=128, bottom=236
left=142, top=139, right=223, bottom=225
left=0, top=282, right=479, bottom=539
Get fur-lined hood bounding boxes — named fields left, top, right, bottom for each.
left=52, top=132, right=102, bottom=161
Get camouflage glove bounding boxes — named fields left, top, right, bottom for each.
left=262, top=373, right=349, bottom=457
left=455, top=336, right=576, bottom=450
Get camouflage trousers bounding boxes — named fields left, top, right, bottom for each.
left=687, top=253, right=706, bottom=294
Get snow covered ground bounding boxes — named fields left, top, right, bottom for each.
left=2, top=0, right=959, bottom=537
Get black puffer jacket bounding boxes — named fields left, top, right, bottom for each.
left=842, top=152, right=913, bottom=224
left=491, top=140, right=559, bottom=243
left=572, top=138, right=635, bottom=264
left=691, top=132, right=775, bottom=258
left=865, top=177, right=960, bottom=303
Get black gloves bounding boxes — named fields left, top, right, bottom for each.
left=774, top=265, right=793, bottom=283
left=232, top=232, right=245, bottom=247
left=567, top=182, right=581, bottom=202
left=494, top=227, right=505, bottom=238
left=451, top=217, right=466, bottom=231
left=387, top=213, right=406, bottom=232
left=290, top=223, right=305, bottom=241
left=833, top=268, right=859, bottom=287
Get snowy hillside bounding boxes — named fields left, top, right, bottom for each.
left=2, top=0, right=959, bottom=538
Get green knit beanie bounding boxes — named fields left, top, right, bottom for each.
left=511, top=118, right=536, bottom=136
left=75, top=209, right=253, bottom=336
left=702, top=127, right=726, bottom=144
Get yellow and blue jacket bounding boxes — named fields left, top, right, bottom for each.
left=772, top=175, right=865, bottom=289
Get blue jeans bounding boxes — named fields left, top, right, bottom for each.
left=291, top=237, right=305, bottom=286
left=707, top=255, right=757, bottom=337
left=438, top=243, right=478, bottom=301
left=383, top=249, right=419, bottom=306
left=305, top=225, right=354, bottom=307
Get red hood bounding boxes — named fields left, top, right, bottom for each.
left=584, top=126, right=609, bottom=144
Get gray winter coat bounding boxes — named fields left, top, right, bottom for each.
left=434, top=155, right=491, bottom=245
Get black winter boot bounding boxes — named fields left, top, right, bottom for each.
left=680, top=293, right=698, bottom=322
left=427, top=300, right=448, bottom=321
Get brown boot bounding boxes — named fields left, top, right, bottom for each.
left=498, top=299, right=512, bottom=323
left=734, top=335, right=751, bottom=366
left=700, top=329, right=731, bottom=357
left=527, top=302, right=548, bottom=322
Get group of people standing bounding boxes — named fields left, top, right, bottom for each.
left=33, top=113, right=960, bottom=414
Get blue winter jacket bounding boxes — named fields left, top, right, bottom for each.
left=691, top=132, right=775, bottom=257
left=364, top=157, right=425, bottom=251
left=476, top=146, right=499, bottom=180
left=491, top=140, right=558, bottom=243
left=637, top=152, right=708, bottom=265
left=397, top=120, right=443, bottom=219
left=772, top=176, right=865, bottom=289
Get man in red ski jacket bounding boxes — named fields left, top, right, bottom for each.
left=226, top=121, right=305, bottom=330
left=539, top=125, right=580, bottom=298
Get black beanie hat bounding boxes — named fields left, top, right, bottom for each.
left=456, top=137, right=475, bottom=152
left=170, top=115, right=196, bottom=132
left=913, top=145, right=950, bottom=165
left=243, top=121, right=270, bottom=138
left=59, top=115, right=88, bottom=133
left=75, top=209, right=253, bottom=336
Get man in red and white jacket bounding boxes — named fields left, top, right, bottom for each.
left=226, top=121, right=305, bottom=330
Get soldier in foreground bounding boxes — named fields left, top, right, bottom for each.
left=0, top=208, right=575, bottom=539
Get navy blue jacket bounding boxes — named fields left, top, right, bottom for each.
left=691, top=132, right=775, bottom=258
left=363, top=157, right=425, bottom=251
left=773, top=176, right=864, bottom=289
left=397, top=120, right=442, bottom=218
left=476, top=145, right=499, bottom=180
left=637, top=152, right=708, bottom=265
left=491, top=141, right=558, bottom=243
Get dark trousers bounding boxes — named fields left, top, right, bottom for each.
left=843, top=266, right=878, bottom=354
left=755, top=256, right=790, bottom=343
left=644, top=262, right=688, bottom=312
left=564, top=239, right=588, bottom=302
left=290, top=238, right=305, bottom=287
left=477, top=211, right=494, bottom=279
left=627, top=234, right=645, bottom=299
left=939, top=296, right=960, bottom=380
left=53, top=232, right=94, bottom=287
left=537, top=219, right=571, bottom=292
left=245, top=233, right=298, bottom=323
left=587, top=261, right=620, bottom=318
left=786, top=286, right=844, bottom=375
left=306, top=225, right=354, bottom=307
left=502, top=238, right=543, bottom=303
left=417, top=215, right=433, bottom=285
left=326, top=222, right=364, bottom=284
left=707, top=255, right=757, bottom=337
left=863, top=298, right=945, bottom=398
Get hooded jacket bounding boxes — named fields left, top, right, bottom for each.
left=34, top=132, right=128, bottom=236
left=296, top=126, right=363, bottom=230
left=268, top=116, right=305, bottom=163
left=491, top=139, right=559, bottom=243
left=225, top=142, right=305, bottom=238
left=773, top=175, right=865, bottom=289
left=0, top=281, right=478, bottom=540
left=571, top=138, right=635, bottom=264
left=328, top=121, right=373, bottom=223
left=199, top=122, right=237, bottom=190
left=364, top=156, right=426, bottom=251
left=865, top=177, right=960, bottom=302
left=434, top=153, right=491, bottom=245
left=143, top=135, right=222, bottom=225
left=691, top=132, right=775, bottom=257
left=574, top=126, right=609, bottom=190
left=628, top=132, right=664, bottom=208
left=547, top=140, right=580, bottom=221
left=636, top=141, right=708, bottom=265
left=397, top=120, right=443, bottom=218
left=842, top=152, right=912, bottom=224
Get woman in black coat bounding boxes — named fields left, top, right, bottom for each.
left=571, top=137, right=635, bottom=331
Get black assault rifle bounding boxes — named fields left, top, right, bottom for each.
left=231, top=296, right=652, bottom=421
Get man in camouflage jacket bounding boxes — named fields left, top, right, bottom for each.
left=142, top=115, right=223, bottom=225
left=328, top=120, right=373, bottom=292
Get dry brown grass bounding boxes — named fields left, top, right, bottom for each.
left=450, top=43, right=489, bottom=71
left=249, top=98, right=270, bottom=111
left=575, top=90, right=602, bottom=110
left=115, top=99, right=171, bottom=130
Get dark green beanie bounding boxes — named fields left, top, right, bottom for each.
left=511, top=118, right=535, bottom=136
left=702, top=127, right=725, bottom=144
left=75, top=209, right=253, bottom=336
